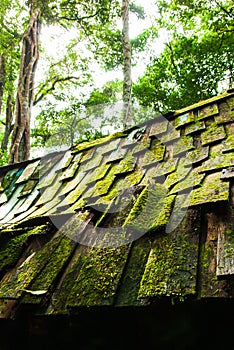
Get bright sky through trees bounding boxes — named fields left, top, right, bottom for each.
left=38, top=0, right=163, bottom=89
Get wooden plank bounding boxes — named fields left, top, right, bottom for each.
left=217, top=207, right=234, bottom=276
left=66, top=241, right=130, bottom=307
left=138, top=209, right=200, bottom=299
left=22, top=236, right=76, bottom=305
left=0, top=226, right=48, bottom=280
left=15, top=160, right=40, bottom=184
left=66, top=192, right=139, bottom=307
left=0, top=185, right=24, bottom=221
left=0, top=299, right=17, bottom=319
left=0, top=214, right=89, bottom=299
left=199, top=211, right=230, bottom=298
left=114, top=235, right=151, bottom=306
left=47, top=244, right=88, bottom=314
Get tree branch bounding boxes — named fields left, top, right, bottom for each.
left=57, top=8, right=102, bottom=23
left=213, top=0, right=234, bottom=19
left=33, top=76, right=80, bottom=105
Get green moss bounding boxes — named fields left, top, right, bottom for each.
left=184, top=146, right=209, bottom=166
left=222, top=135, right=234, bottom=153
left=69, top=198, right=87, bottom=212
left=66, top=243, right=130, bottom=307
left=18, top=180, right=37, bottom=197
left=23, top=236, right=76, bottom=304
left=0, top=230, right=61, bottom=298
left=172, top=136, right=195, bottom=156
left=2, top=169, right=19, bottom=190
left=200, top=243, right=220, bottom=297
left=115, top=153, right=136, bottom=174
left=227, top=96, right=234, bottom=110
left=48, top=245, right=86, bottom=314
left=132, top=137, right=151, bottom=155
left=142, top=139, right=165, bottom=167
left=216, top=222, right=234, bottom=276
left=92, top=165, right=117, bottom=197
left=199, top=152, right=234, bottom=173
left=209, top=143, right=224, bottom=158
left=164, top=159, right=191, bottom=190
left=95, top=168, right=144, bottom=206
left=0, top=225, right=47, bottom=275
left=201, top=122, right=226, bottom=146
left=170, top=171, right=205, bottom=194
left=185, top=121, right=206, bottom=135
left=215, top=110, right=234, bottom=124
left=146, top=159, right=179, bottom=182
left=92, top=154, right=137, bottom=198
left=124, top=185, right=174, bottom=233
left=189, top=173, right=229, bottom=206
left=86, top=163, right=111, bottom=184
left=174, top=111, right=194, bottom=128
left=115, top=236, right=152, bottom=306
left=72, top=132, right=127, bottom=153
left=198, top=103, right=219, bottom=120
left=139, top=232, right=198, bottom=298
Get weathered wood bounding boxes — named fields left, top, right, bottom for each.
left=66, top=242, right=130, bottom=307
left=139, top=208, right=200, bottom=299
left=199, top=211, right=230, bottom=298
left=114, top=235, right=151, bottom=306
left=0, top=299, right=17, bottom=319
left=217, top=206, right=234, bottom=276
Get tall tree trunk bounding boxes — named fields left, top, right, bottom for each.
left=122, top=0, right=132, bottom=128
left=1, top=95, right=14, bottom=153
left=9, top=6, right=40, bottom=164
left=0, top=54, right=6, bottom=115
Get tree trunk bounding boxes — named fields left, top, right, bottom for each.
left=1, top=95, right=14, bottom=153
left=0, top=54, right=6, bottom=115
left=9, top=6, right=40, bottom=164
left=122, top=0, right=132, bottom=128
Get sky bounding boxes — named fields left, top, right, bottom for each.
left=38, top=0, right=165, bottom=89
left=33, top=0, right=166, bottom=156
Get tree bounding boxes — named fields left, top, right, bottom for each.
left=8, top=0, right=122, bottom=163
left=0, top=0, right=22, bottom=157
left=133, top=0, right=234, bottom=113
left=122, top=0, right=132, bottom=127
left=9, top=1, right=40, bottom=163
left=32, top=80, right=122, bottom=149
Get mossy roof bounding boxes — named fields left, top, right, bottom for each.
left=0, top=91, right=234, bottom=318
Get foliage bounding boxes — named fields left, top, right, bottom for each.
left=157, top=0, right=234, bottom=34
left=133, top=0, right=234, bottom=113
left=32, top=80, right=123, bottom=148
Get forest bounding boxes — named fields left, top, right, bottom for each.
left=0, top=0, right=233, bottom=164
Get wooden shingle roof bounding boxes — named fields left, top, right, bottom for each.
left=0, top=91, right=234, bottom=319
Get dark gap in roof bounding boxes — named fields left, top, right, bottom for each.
left=230, top=181, right=234, bottom=206
left=9, top=216, right=54, bottom=230
left=194, top=205, right=206, bottom=299
left=192, top=133, right=202, bottom=149
left=114, top=235, right=152, bottom=306
left=204, top=116, right=215, bottom=127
